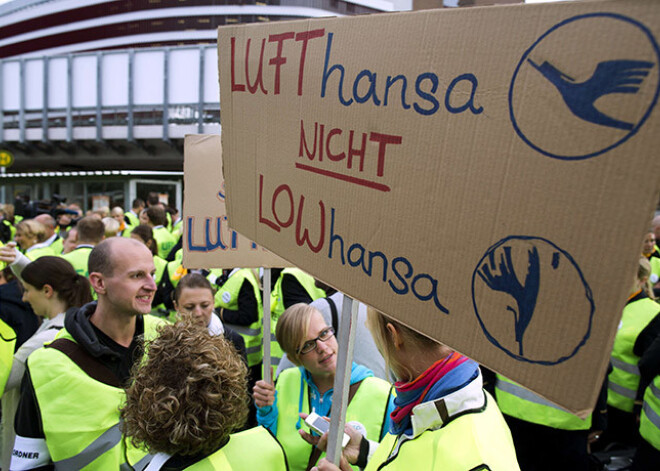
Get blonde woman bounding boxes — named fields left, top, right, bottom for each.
left=14, top=220, right=54, bottom=260
left=310, top=308, right=520, bottom=471
left=253, top=303, right=393, bottom=471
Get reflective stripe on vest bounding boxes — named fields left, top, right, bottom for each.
left=53, top=422, right=122, bottom=470
left=640, top=377, right=660, bottom=451
left=216, top=269, right=263, bottom=367
left=366, top=394, right=520, bottom=471
left=186, top=426, right=288, bottom=471
left=0, top=319, right=17, bottom=396
left=276, top=367, right=391, bottom=471
left=30, top=315, right=164, bottom=470
left=495, top=375, right=591, bottom=430
left=608, top=298, right=660, bottom=412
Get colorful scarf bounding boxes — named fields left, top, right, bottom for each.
left=390, top=352, right=479, bottom=436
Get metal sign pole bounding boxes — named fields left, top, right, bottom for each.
left=326, top=296, right=358, bottom=466
left=262, top=267, right=272, bottom=384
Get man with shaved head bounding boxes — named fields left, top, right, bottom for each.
left=33, top=214, right=63, bottom=254
left=12, top=237, right=164, bottom=471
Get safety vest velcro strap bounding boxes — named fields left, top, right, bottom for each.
left=53, top=422, right=122, bottom=470
left=497, top=379, right=565, bottom=411
left=229, top=325, right=262, bottom=337
left=608, top=380, right=637, bottom=399
left=611, top=357, right=641, bottom=376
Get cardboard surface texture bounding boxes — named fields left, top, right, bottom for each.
left=183, top=134, right=289, bottom=268
left=217, top=0, right=660, bottom=415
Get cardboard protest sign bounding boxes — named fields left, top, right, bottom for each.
left=218, top=0, right=660, bottom=415
left=182, top=134, right=289, bottom=268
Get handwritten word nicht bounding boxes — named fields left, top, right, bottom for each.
left=230, top=30, right=483, bottom=117
left=298, top=120, right=402, bottom=192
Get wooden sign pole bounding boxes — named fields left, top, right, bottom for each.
left=262, top=267, right=272, bottom=384
left=326, top=296, right=358, bottom=466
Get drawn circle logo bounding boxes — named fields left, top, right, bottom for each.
left=509, top=13, right=660, bottom=160
left=471, top=236, right=594, bottom=365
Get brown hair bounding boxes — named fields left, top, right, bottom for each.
left=275, top=303, right=317, bottom=366
left=145, top=206, right=167, bottom=227
left=21, top=256, right=93, bottom=309
left=121, top=320, right=249, bottom=456
left=366, top=307, right=443, bottom=382
left=76, top=216, right=105, bottom=244
left=173, top=273, right=215, bottom=304
left=130, top=224, right=158, bottom=256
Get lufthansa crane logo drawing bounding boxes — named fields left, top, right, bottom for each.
left=472, top=236, right=595, bottom=365
left=509, top=13, right=660, bottom=160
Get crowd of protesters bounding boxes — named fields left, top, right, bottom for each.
left=0, top=193, right=658, bottom=470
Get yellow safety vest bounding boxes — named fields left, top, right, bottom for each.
left=153, top=226, right=176, bottom=259
left=184, top=426, right=288, bottom=471
left=608, top=297, right=660, bottom=412
left=276, top=368, right=391, bottom=471
left=0, top=319, right=16, bottom=396
left=61, top=246, right=94, bottom=277
left=366, top=393, right=520, bottom=471
left=216, top=269, right=263, bottom=367
left=28, top=315, right=164, bottom=470
left=25, top=245, right=56, bottom=261
left=271, top=268, right=326, bottom=320
left=124, top=211, right=139, bottom=228
left=495, top=374, right=591, bottom=430
left=640, top=375, right=660, bottom=451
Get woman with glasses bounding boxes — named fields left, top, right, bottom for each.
left=253, top=303, right=394, bottom=471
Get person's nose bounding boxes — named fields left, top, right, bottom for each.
left=316, top=339, right=331, bottom=354
left=145, top=275, right=157, bottom=292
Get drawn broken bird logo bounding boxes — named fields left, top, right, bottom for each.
left=471, top=236, right=595, bottom=365
left=528, top=59, right=654, bottom=130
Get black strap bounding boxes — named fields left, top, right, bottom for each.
left=305, top=380, right=364, bottom=471
left=326, top=297, right=339, bottom=333
left=46, top=338, right=122, bottom=388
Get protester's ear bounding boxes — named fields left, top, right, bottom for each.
left=89, top=272, right=106, bottom=295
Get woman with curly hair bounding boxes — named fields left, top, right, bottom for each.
left=121, top=320, right=288, bottom=470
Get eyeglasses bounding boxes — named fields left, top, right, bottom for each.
left=297, top=327, right=335, bottom=355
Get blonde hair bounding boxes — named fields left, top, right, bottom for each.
left=17, top=219, right=48, bottom=243
left=366, top=307, right=443, bottom=382
left=275, top=303, right=316, bottom=366
left=638, top=257, right=656, bottom=300
left=102, top=217, right=120, bottom=237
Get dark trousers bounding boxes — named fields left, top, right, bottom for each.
left=594, top=406, right=640, bottom=451
left=504, top=414, right=591, bottom=471
left=632, top=439, right=660, bottom=471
